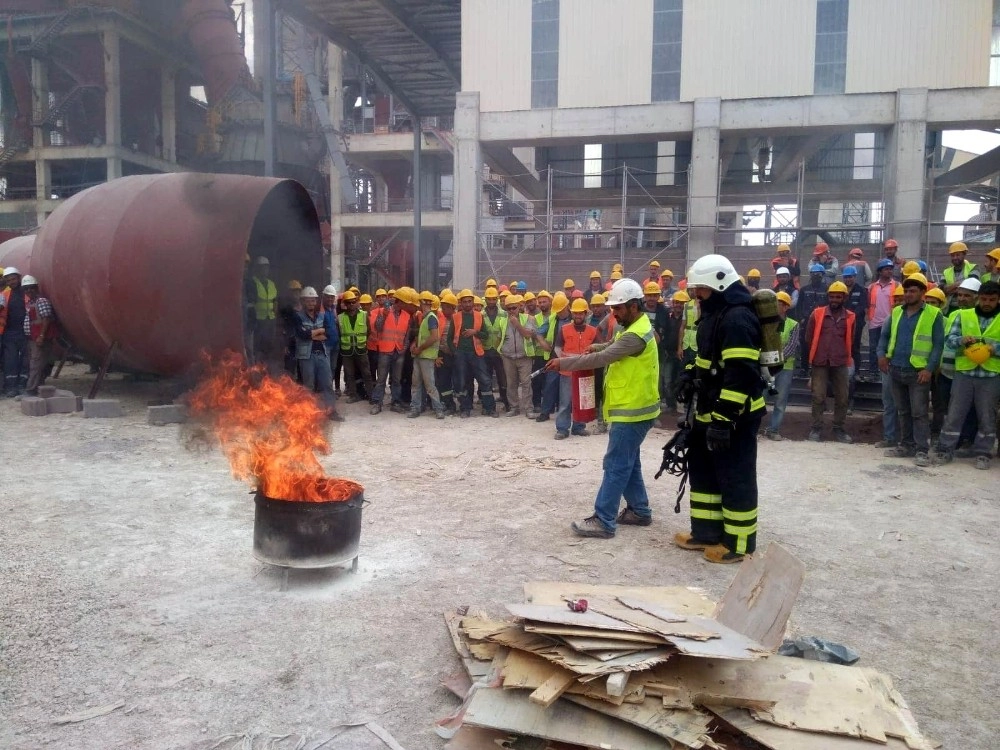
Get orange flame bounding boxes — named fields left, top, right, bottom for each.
left=187, top=351, right=362, bottom=502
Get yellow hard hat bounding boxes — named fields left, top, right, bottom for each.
left=903, top=272, right=928, bottom=289
left=672, top=290, right=691, bottom=303
left=340, top=290, right=358, bottom=302
left=349, top=286, right=360, bottom=294
left=473, top=296, right=484, bottom=306
left=964, top=341, right=992, bottom=365
left=485, top=278, right=498, bottom=287
left=522, top=291, right=536, bottom=302
left=777, top=243, right=791, bottom=254
left=775, top=291, right=792, bottom=306
left=612, top=263, right=623, bottom=272
left=359, top=293, right=373, bottom=304
left=441, top=292, right=459, bottom=306
left=484, top=287, right=499, bottom=299
left=748, top=268, right=761, bottom=278
left=590, top=293, right=606, bottom=305
left=563, top=278, right=575, bottom=288
left=431, top=294, right=441, bottom=311
left=924, top=287, right=947, bottom=305
left=537, top=290, right=552, bottom=299
left=287, top=279, right=303, bottom=290
left=387, top=288, right=396, bottom=296
left=551, top=294, right=569, bottom=313
left=570, top=298, right=589, bottom=313
left=827, top=281, right=849, bottom=294
left=505, top=294, right=523, bottom=306
left=643, top=281, right=661, bottom=294
left=649, top=260, right=660, bottom=268
left=509, top=280, right=518, bottom=290
left=589, top=270, right=601, bottom=279
left=949, top=241, right=969, bottom=254
left=902, top=260, right=921, bottom=276
left=419, top=290, right=435, bottom=303
left=892, top=285, right=905, bottom=297
left=393, top=287, right=409, bottom=302
left=610, top=271, right=623, bottom=280
left=375, top=288, right=387, bottom=297
left=661, top=268, right=673, bottom=278
left=499, top=289, right=510, bottom=299
left=440, top=287, right=453, bottom=298
left=458, top=288, right=474, bottom=299
left=987, top=248, right=1000, bottom=262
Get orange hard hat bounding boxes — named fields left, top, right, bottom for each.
left=813, top=242, right=829, bottom=256
left=884, top=238, right=898, bottom=249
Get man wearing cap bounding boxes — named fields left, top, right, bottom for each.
left=659, top=268, right=675, bottom=295
left=842, top=265, right=867, bottom=411
left=584, top=271, right=603, bottom=303
left=446, top=289, right=496, bottom=418
left=877, top=273, right=944, bottom=466
left=531, top=291, right=552, bottom=411
left=805, top=281, right=855, bottom=443
left=550, top=298, right=598, bottom=439
left=498, top=294, right=537, bottom=418
left=408, top=292, right=445, bottom=419
left=0, top=267, right=29, bottom=396
left=660, top=290, right=687, bottom=415
left=746, top=269, right=761, bottom=291
left=797, top=263, right=829, bottom=374
left=932, top=280, right=1000, bottom=469
left=646, top=261, right=661, bottom=287
left=812, top=242, right=839, bottom=284
left=844, top=247, right=872, bottom=286
left=562, top=278, right=576, bottom=298
left=882, top=239, right=905, bottom=280
left=981, top=248, right=1000, bottom=284
left=436, top=292, right=459, bottom=413
left=371, top=289, right=413, bottom=414
left=337, top=290, right=373, bottom=403
left=481, top=286, right=511, bottom=413
left=294, top=287, right=343, bottom=421
left=604, top=270, right=623, bottom=292
left=249, top=257, right=278, bottom=366
left=942, top=242, right=978, bottom=298
left=533, top=292, right=571, bottom=422
left=763, top=291, right=799, bottom=440
left=934, top=279, right=980, bottom=446
left=867, top=258, right=898, bottom=376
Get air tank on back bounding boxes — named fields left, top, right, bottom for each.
left=32, top=173, right=323, bottom=375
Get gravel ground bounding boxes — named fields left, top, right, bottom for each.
left=1, top=364, right=997, bottom=750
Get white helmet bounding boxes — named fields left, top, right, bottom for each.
left=605, top=278, right=644, bottom=305
left=322, top=284, right=338, bottom=297
left=300, top=286, right=319, bottom=298
left=21, top=274, right=38, bottom=286
left=687, top=254, right=739, bottom=292
left=3, top=267, right=20, bottom=277
left=958, top=278, right=981, bottom=293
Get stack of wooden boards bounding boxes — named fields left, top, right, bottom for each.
left=437, top=543, right=935, bottom=750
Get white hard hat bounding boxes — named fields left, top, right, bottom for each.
left=775, top=266, right=790, bottom=275
left=605, top=278, right=644, bottom=306
left=3, top=266, right=20, bottom=276
left=322, top=284, right=338, bottom=297
left=687, top=254, right=740, bottom=292
left=21, top=274, right=38, bottom=286
left=300, top=286, right=319, bottom=298
left=254, top=255, right=269, bottom=265
left=958, top=278, right=981, bottom=293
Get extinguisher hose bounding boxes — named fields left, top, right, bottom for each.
left=655, top=399, right=694, bottom=514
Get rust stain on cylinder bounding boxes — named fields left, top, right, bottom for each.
left=33, top=173, right=322, bottom=375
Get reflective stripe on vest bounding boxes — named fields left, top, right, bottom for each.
left=558, top=321, right=598, bottom=376
left=338, top=311, right=368, bottom=352
left=603, top=314, right=660, bottom=423
left=452, top=310, right=485, bottom=356
left=253, top=277, right=277, bottom=320
left=377, top=308, right=410, bottom=353
left=886, top=304, right=939, bottom=369
left=780, top=317, right=798, bottom=371
left=955, top=307, right=1000, bottom=373
left=416, top=310, right=440, bottom=359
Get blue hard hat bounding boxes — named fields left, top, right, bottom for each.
left=917, top=260, right=928, bottom=272
left=516, top=281, right=527, bottom=292
left=877, top=258, right=894, bottom=270
left=842, top=266, right=858, bottom=277
left=809, top=263, right=825, bottom=273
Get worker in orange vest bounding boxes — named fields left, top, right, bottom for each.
left=551, top=298, right=598, bottom=439
left=370, top=288, right=412, bottom=414
left=805, top=281, right=856, bottom=443
left=445, top=289, right=496, bottom=418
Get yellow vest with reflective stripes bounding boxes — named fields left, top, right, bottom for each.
left=481, top=309, right=506, bottom=351
left=955, top=308, right=1000, bottom=373
left=253, top=277, right=277, bottom=320
left=943, top=260, right=977, bottom=286
left=886, top=304, right=940, bottom=369
left=603, top=313, right=661, bottom=423
left=540, top=313, right=558, bottom=361
left=497, top=313, right=535, bottom=357
left=779, top=317, right=798, bottom=371
left=682, top=299, right=698, bottom=351
left=416, top=309, right=440, bottom=359
left=338, top=311, right=368, bottom=352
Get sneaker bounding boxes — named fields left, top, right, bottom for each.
left=703, top=545, right=748, bottom=564
left=571, top=516, right=614, bottom=538
left=975, top=455, right=991, bottom=470
left=554, top=431, right=569, bottom=440
left=766, top=431, right=784, bottom=441
left=832, top=428, right=853, bottom=444
left=914, top=452, right=931, bottom=467
left=506, top=408, right=520, bottom=417
left=884, top=446, right=915, bottom=458
left=535, top=413, right=550, bottom=423
left=617, top=508, right=652, bottom=526
left=369, top=403, right=382, bottom=415
left=808, top=429, right=822, bottom=442
left=407, top=410, right=421, bottom=419
left=673, top=532, right=715, bottom=551
left=874, top=440, right=897, bottom=449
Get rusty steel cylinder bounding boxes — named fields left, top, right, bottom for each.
left=0, top=235, right=36, bottom=275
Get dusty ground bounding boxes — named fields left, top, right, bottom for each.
left=1, top=363, right=998, bottom=750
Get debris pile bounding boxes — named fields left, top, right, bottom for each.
left=437, top=544, right=934, bottom=750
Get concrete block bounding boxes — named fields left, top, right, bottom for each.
left=21, top=396, right=48, bottom=417
left=45, top=395, right=77, bottom=414
left=37, top=385, right=57, bottom=398
left=52, top=388, right=75, bottom=399
left=83, top=399, right=125, bottom=419
left=148, top=404, right=187, bottom=426
left=75, top=396, right=84, bottom=412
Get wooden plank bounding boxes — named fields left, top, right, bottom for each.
left=501, top=649, right=631, bottom=706
left=464, top=688, right=673, bottom=750
left=863, top=669, right=936, bottom=750
left=529, top=671, right=579, bottom=708
left=523, top=581, right=715, bottom=617
left=506, top=604, right=654, bottom=634
left=524, top=623, right=668, bottom=646
left=564, top=695, right=718, bottom=749
left=445, top=609, right=494, bottom=679
left=710, top=707, right=913, bottom=750
left=584, top=597, right=719, bottom=641
left=559, top=635, right=660, bottom=651
left=714, top=543, right=806, bottom=651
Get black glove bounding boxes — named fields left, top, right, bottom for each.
left=673, top=371, right=697, bottom=404
left=706, top=422, right=732, bottom=452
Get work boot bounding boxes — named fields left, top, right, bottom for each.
left=345, top=395, right=360, bottom=404
left=975, top=455, right=991, bottom=470
left=594, top=421, right=608, bottom=434
left=703, top=544, right=748, bottom=564
left=808, top=429, right=822, bottom=442
left=389, top=403, right=406, bottom=414
left=506, top=408, right=520, bottom=417
left=931, top=449, right=953, bottom=465
left=832, top=428, right=853, bottom=444
left=874, top=440, right=896, bottom=449
left=766, top=430, right=784, bottom=441
left=884, top=446, right=915, bottom=458
left=914, top=452, right=931, bottom=467
left=571, top=516, right=614, bottom=539
left=571, top=427, right=589, bottom=437
left=328, top=410, right=345, bottom=423
left=673, top=532, right=715, bottom=551
left=526, top=410, right=540, bottom=419
left=407, top=410, right=421, bottom=419
left=434, top=409, right=446, bottom=420
left=535, top=413, right=550, bottom=423
left=617, top=508, right=652, bottom=526
left=554, top=430, right=569, bottom=440
left=460, top=410, right=471, bottom=419
left=369, top=403, right=382, bottom=415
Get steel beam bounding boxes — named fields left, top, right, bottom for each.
left=933, top=144, right=1000, bottom=193
left=369, top=0, right=460, bottom=84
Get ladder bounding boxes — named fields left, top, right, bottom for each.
left=24, top=7, right=92, bottom=57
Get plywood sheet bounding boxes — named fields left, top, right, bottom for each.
left=710, top=707, right=912, bottom=750
left=564, top=695, right=718, bottom=749
left=523, top=582, right=715, bottom=617
left=501, top=649, right=637, bottom=706
left=506, top=604, right=655, bottom=634
left=714, top=543, right=806, bottom=651
left=524, top=623, right=668, bottom=646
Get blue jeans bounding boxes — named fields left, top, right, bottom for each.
left=868, top=326, right=882, bottom=375
left=768, top=368, right=794, bottom=433
left=540, top=370, right=560, bottom=415
left=373, top=350, right=404, bottom=404
left=298, top=350, right=336, bottom=410
left=593, top=420, right=654, bottom=532
left=454, top=350, right=496, bottom=413
left=555, top=375, right=586, bottom=434
left=881, top=370, right=898, bottom=444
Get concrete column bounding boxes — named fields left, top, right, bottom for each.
left=31, top=56, right=49, bottom=225
left=452, top=91, right=481, bottom=288
left=104, top=30, right=122, bottom=179
left=161, top=67, right=176, bottom=162
left=327, top=42, right=345, bottom=288
left=413, top=118, right=422, bottom=289
left=885, top=89, right=928, bottom=257
left=687, top=97, right=721, bottom=266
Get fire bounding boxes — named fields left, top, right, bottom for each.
left=187, top=351, right=362, bottom=502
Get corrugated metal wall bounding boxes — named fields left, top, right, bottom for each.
left=680, top=0, right=816, bottom=101
left=462, top=0, right=532, bottom=112
left=846, top=0, right=991, bottom=93
left=558, top=0, right=653, bottom=108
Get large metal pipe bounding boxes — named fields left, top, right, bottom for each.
left=181, top=0, right=254, bottom=105
left=0, top=235, right=35, bottom=274
left=32, top=173, right=323, bottom=375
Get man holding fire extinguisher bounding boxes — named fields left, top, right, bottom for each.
left=545, top=279, right=660, bottom=538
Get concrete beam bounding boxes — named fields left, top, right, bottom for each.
left=481, top=144, right=545, bottom=201
left=335, top=210, right=452, bottom=230
left=926, top=87, right=1000, bottom=130
left=719, top=92, right=895, bottom=135
left=885, top=89, right=929, bottom=255
left=346, top=132, right=449, bottom=157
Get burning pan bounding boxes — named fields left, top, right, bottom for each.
left=253, top=490, right=365, bottom=570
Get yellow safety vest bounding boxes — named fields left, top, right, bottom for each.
left=416, top=310, right=440, bottom=360
left=886, top=304, right=940, bottom=369
left=253, top=277, right=277, bottom=321
left=942, top=261, right=977, bottom=286
left=481, top=309, right=506, bottom=351
left=497, top=314, right=535, bottom=357
left=779, top=317, right=798, bottom=371
left=603, top=313, right=660, bottom=423
left=540, top=313, right=558, bottom=361
left=682, top=299, right=698, bottom=351
left=338, top=311, right=368, bottom=353
left=955, top=308, right=1000, bottom=373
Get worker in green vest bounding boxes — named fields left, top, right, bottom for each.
left=763, top=291, right=800, bottom=441
left=250, top=255, right=277, bottom=365
left=481, top=287, right=511, bottom=412
left=941, top=241, right=979, bottom=300
left=407, top=291, right=445, bottom=419
left=877, top=272, right=944, bottom=467
left=932, top=280, right=1000, bottom=469
left=544, top=279, right=660, bottom=539
left=337, top=290, right=372, bottom=403
left=980, top=247, right=1000, bottom=284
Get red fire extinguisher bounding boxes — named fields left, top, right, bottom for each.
left=571, top=369, right=597, bottom=423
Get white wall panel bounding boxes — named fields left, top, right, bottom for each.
left=846, top=0, right=991, bottom=93
left=680, top=0, right=815, bottom=101
left=558, top=0, right=654, bottom=109
left=462, top=0, right=532, bottom=112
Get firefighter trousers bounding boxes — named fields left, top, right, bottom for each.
left=687, top=413, right=762, bottom=555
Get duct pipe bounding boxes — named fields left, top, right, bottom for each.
left=181, top=0, right=254, bottom=105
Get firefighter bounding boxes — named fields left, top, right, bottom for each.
left=673, top=254, right=765, bottom=564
